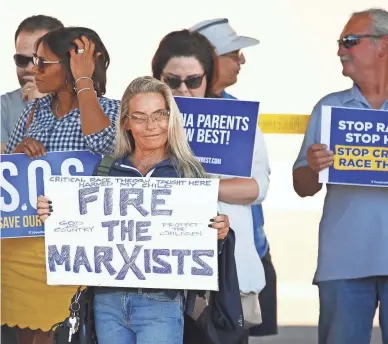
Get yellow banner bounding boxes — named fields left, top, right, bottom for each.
left=258, top=114, right=310, bottom=134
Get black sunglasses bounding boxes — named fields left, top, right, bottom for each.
left=163, top=74, right=205, bottom=90
left=337, top=34, right=384, bottom=49
left=13, top=54, right=34, bottom=68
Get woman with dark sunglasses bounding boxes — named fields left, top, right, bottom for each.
left=5, top=26, right=118, bottom=158
left=2, top=26, right=119, bottom=344
left=152, top=30, right=269, bottom=344
left=152, top=30, right=218, bottom=99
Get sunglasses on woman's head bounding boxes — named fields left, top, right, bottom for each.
left=32, top=53, right=61, bottom=72
left=337, top=34, right=384, bottom=49
left=163, top=74, right=205, bottom=90
left=14, top=54, right=33, bottom=68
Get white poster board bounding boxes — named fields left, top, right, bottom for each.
left=44, top=176, right=219, bottom=290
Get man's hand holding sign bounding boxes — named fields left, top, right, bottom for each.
left=307, top=144, right=334, bottom=173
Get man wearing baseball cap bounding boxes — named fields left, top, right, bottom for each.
left=190, top=18, right=278, bottom=342
left=190, top=18, right=259, bottom=98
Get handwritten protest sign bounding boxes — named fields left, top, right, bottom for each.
left=175, top=96, right=259, bottom=178
left=319, top=106, right=388, bottom=187
left=0, top=151, right=101, bottom=238
left=44, top=176, right=219, bottom=290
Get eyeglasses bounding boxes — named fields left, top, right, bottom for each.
left=337, top=34, right=384, bottom=49
left=33, top=53, right=60, bottom=72
left=14, top=54, right=34, bottom=68
left=163, top=74, right=205, bottom=90
left=126, top=109, right=170, bottom=124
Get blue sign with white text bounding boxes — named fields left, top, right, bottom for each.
left=175, top=96, right=259, bottom=177
left=320, top=106, right=388, bottom=187
left=0, top=151, right=102, bottom=238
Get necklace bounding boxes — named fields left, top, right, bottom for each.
left=55, top=102, right=59, bottom=116
left=55, top=101, right=68, bottom=119
left=54, top=100, right=76, bottom=118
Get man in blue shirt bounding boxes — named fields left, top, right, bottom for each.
left=190, top=18, right=278, bottom=341
left=1, top=15, right=63, bottom=153
left=0, top=14, right=64, bottom=344
left=293, top=8, right=388, bottom=344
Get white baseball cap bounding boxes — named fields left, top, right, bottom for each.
left=190, top=18, right=260, bottom=56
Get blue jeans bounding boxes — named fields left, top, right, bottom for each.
left=318, top=277, right=388, bottom=344
left=94, top=289, right=184, bottom=344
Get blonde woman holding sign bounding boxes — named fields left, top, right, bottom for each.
left=37, top=76, right=230, bottom=344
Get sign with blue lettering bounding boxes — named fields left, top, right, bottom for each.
left=319, top=106, right=388, bottom=187
left=175, top=96, right=259, bottom=178
left=0, top=151, right=101, bottom=238
left=44, top=176, right=219, bottom=290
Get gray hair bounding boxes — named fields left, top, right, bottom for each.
left=352, top=8, right=388, bottom=36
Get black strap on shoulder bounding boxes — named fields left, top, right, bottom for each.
left=96, top=155, right=115, bottom=176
